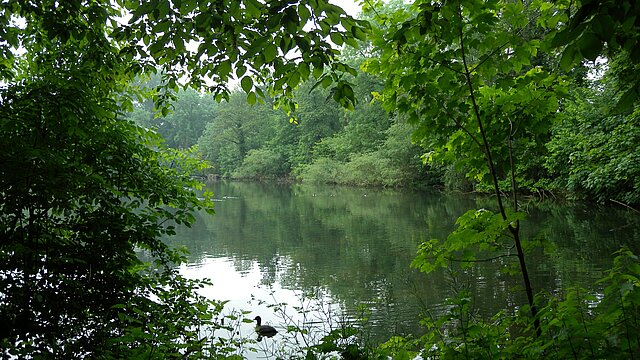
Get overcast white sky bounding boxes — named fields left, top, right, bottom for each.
left=331, top=0, right=362, bottom=16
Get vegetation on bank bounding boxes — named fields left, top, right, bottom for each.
left=131, top=35, right=639, bottom=205
left=1, top=0, right=639, bottom=359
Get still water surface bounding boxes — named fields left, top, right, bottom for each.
left=166, top=181, right=640, bottom=355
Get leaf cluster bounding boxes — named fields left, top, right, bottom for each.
left=411, top=209, right=524, bottom=274
left=552, top=0, right=640, bottom=113
left=0, top=66, right=217, bottom=356
left=112, top=0, right=369, bottom=114
left=362, top=0, right=566, bottom=192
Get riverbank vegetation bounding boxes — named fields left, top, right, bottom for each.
left=1, top=0, right=639, bottom=358
left=125, top=0, right=639, bottom=205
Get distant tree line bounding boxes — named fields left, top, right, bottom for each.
left=131, top=51, right=639, bottom=204
left=129, top=70, right=432, bottom=188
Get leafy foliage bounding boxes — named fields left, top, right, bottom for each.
left=194, top=72, right=428, bottom=187
left=111, top=0, right=368, bottom=113
left=546, top=57, right=640, bottom=204
left=233, top=148, right=288, bottom=180
left=197, top=91, right=278, bottom=176
left=363, top=0, right=566, bottom=191
left=0, top=0, right=368, bottom=357
left=152, top=88, right=216, bottom=149
left=325, top=248, right=640, bottom=359
left=295, top=157, right=344, bottom=185
left=0, top=68, right=217, bottom=357
left=552, top=0, right=640, bottom=113
left=296, top=121, right=426, bottom=187
left=412, top=209, right=525, bottom=274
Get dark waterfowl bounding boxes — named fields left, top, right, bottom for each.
left=253, top=316, right=278, bottom=338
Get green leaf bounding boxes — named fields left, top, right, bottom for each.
left=236, top=65, right=247, bottom=78
left=330, top=32, right=344, bottom=46
left=577, top=32, right=603, bottom=61
left=154, top=20, right=170, bottom=34
left=240, top=76, right=253, bottom=93
left=559, top=44, right=580, bottom=71
left=298, top=4, right=311, bottom=23
left=352, top=26, right=367, bottom=41
left=287, top=71, right=300, bottom=88
left=148, top=41, right=165, bottom=57
left=341, top=83, right=354, bottom=100
left=245, top=0, right=261, bottom=18
left=321, top=76, right=332, bottom=88
left=130, top=0, right=157, bottom=23
left=217, top=60, right=231, bottom=77
left=264, top=44, right=278, bottom=63
left=247, top=91, right=257, bottom=105
left=313, top=65, right=324, bottom=79
left=298, top=62, right=310, bottom=79
left=611, top=87, right=638, bottom=115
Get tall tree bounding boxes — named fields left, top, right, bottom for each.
left=165, top=88, right=216, bottom=149
left=292, top=79, right=344, bottom=164
left=130, top=87, right=215, bottom=149
left=363, top=0, right=567, bottom=333
left=198, top=90, right=277, bottom=175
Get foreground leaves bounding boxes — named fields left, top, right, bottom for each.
left=0, top=0, right=370, bottom=356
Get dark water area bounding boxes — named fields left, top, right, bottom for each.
left=165, top=181, right=640, bottom=350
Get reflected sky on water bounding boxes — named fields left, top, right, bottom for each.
left=166, top=181, right=640, bottom=356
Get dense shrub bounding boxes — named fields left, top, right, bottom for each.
left=546, top=96, right=640, bottom=204
left=341, top=153, right=405, bottom=187
left=295, top=157, right=344, bottom=184
left=233, top=148, right=288, bottom=180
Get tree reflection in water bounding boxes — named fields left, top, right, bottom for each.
left=167, top=181, right=640, bottom=347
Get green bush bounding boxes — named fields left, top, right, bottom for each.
left=295, top=157, right=344, bottom=184
left=233, top=148, right=288, bottom=180
left=546, top=105, right=640, bottom=204
left=342, top=152, right=406, bottom=187
left=297, top=153, right=416, bottom=188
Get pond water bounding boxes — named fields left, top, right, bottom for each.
left=165, top=181, right=640, bottom=357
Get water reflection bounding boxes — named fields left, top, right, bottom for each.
left=166, top=181, right=640, bottom=346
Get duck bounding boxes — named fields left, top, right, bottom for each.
left=253, top=316, right=278, bottom=338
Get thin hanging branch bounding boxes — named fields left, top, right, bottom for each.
left=434, top=96, right=484, bottom=150
left=508, top=117, right=519, bottom=212
left=446, top=253, right=517, bottom=263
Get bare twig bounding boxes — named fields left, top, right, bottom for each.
left=610, top=199, right=640, bottom=214
left=446, top=253, right=517, bottom=263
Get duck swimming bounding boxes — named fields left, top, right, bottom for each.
left=253, top=316, right=278, bottom=338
